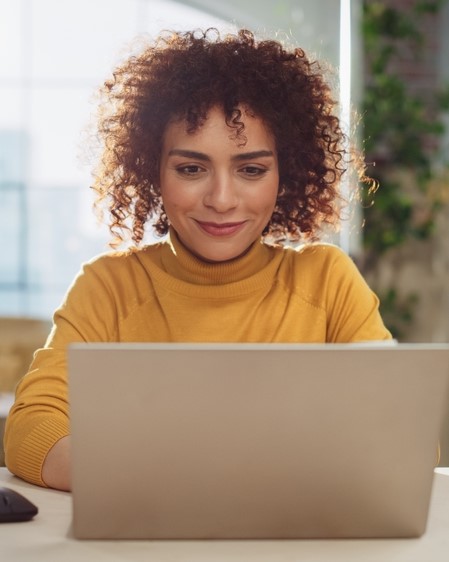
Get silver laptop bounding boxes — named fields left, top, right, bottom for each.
left=68, top=343, right=449, bottom=540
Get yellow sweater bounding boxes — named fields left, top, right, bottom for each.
left=5, top=232, right=391, bottom=486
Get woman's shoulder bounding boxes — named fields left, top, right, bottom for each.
left=277, top=241, right=353, bottom=269
left=61, top=241, right=169, bottom=301
left=273, top=241, right=361, bottom=296
left=82, top=239, right=168, bottom=273
left=57, top=241, right=169, bottom=318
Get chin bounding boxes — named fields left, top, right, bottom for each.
left=196, top=245, right=250, bottom=263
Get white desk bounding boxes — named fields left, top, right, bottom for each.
left=1, top=467, right=449, bottom=562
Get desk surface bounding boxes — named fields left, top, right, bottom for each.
left=1, top=467, right=449, bottom=562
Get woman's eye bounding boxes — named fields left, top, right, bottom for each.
left=241, top=166, right=266, bottom=177
left=176, top=165, right=204, bottom=176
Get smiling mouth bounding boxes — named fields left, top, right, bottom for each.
left=195, top=220, right=246, bottom=237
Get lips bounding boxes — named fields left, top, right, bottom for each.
left=195, top=220, right=246, bottom=237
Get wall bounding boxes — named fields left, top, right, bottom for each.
left=360, top=0, right=449, bottom=464
left=363, top=1, right=449, bottom=344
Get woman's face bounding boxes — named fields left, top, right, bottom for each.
left=159, top=106, right=279, bottom=262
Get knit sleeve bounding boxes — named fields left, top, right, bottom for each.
left=321, top=246, right=392, bottom=343
left=4, top=256, right=120, bottom=487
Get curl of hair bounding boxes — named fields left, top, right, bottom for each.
left=92, top=28, right=364, bottom=247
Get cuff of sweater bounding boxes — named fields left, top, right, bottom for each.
left=13, top=417, right=69, bottom=487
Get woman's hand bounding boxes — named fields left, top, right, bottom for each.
left=41, top=435, right=71, bottom=491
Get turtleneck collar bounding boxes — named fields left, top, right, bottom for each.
left=160, top=227, right=276, bottom=285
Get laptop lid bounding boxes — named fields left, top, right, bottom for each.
left=68, top=343, right=449, bottom=539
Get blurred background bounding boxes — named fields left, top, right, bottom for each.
left=0, top=0, right=449, bottom=463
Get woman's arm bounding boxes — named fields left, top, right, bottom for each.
left=5, top=256, right=120, bottom=488
left=323, top=247, right=392, bottom=342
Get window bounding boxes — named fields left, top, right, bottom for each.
left=1, top=0, right=351, bottom=319
left=0, top=0, right=230, bottom=318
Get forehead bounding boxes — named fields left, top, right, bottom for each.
left=162, top=106, right=276, bottom=151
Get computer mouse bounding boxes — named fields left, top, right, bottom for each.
left=0, top=487, right=38, bottom=522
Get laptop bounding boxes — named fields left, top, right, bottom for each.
left=68, top=342, right=449, bottom=540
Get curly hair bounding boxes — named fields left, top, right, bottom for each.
left=92, top=28, right=360, bottom=247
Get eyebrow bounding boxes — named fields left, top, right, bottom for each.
left=167, top=149, right=275, bottom=161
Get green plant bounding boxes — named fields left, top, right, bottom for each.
left=359, top=0, right=449, bottom=337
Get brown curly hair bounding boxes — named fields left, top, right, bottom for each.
left=92, top=28, right=359, bottom=247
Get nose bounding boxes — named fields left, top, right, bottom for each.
left=203, top=173, right=239, bottom=213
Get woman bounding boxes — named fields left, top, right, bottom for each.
left=4, top=29, right=391, bottom=491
